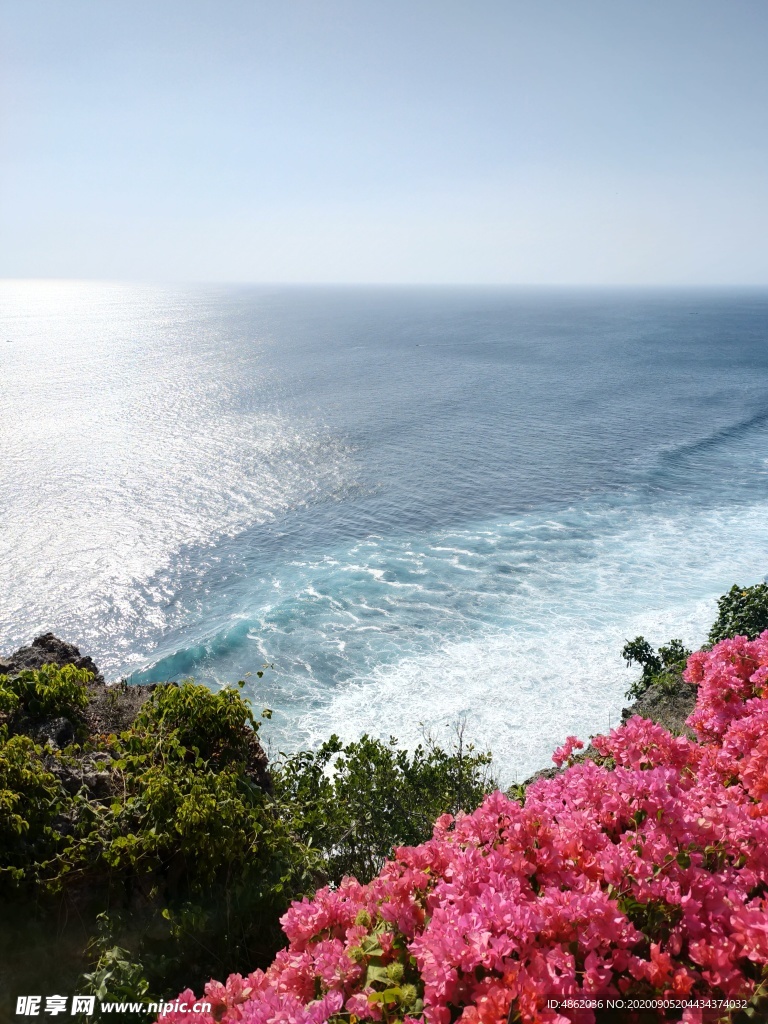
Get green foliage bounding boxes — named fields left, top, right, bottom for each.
left=273, top=725, right=496, bottom=883
left=130, top=680, right=259, bottom=766
left=78, top=689, right=316, bottom=991
left=616, top=893, right=682, bottom=944
left=623, top=582, right=768, bottom=702
left=81, top=920, right=151, bottom=1023
left=0, top=662, right=90, bottom=724
left=346, top=915, right=425, bottom=1022
left=90, top=682, right=280, bottom=885
left=0, top=681, right=20, bottom=717
left=622, top=636, right=691, bottom=700
left=733, top=965, right=768, bottom=1024
left=0, top=668, right=496, bottom=1005
left=0, top=677, right=314, bottom=1001
left=708, top=582, right=768, bottom=645
left=0, top=734, right=62, bottom=884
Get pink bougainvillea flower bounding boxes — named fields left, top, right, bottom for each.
left=158, top=634, right=768, bottom=1024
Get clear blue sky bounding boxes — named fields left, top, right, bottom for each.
left=1, top=0, right=767, bottom=284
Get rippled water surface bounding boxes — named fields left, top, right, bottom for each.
left=2, top=282, right=768, bottom=780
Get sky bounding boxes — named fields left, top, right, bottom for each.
left=1, top=0, right=767, bottom=285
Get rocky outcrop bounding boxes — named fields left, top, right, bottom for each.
left=620, top=672, right=697, bottom=735
left=0, top=632, right=156, bottom=739
left=0, top=632, right=102, bottom=681
left=0, top=634, right=270, bottom=789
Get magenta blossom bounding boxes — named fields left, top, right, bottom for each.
left=158, top=633, right=768, bottom=1024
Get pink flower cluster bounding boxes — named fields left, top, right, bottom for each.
left=158, top=633, right=768, bottom=1024
left=551, top=736, right=584, bottom=768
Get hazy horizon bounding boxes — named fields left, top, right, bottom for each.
left=4, top=280, right=768, bottom=290
left=2, top=0, right=767, bottom=285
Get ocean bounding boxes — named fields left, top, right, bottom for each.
left=2, top=281, right=768, bottom=783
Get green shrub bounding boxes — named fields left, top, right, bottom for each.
left=0, top=734, right=62, bottom=885
left=273, top=727, right=496, bottom=883
left=130, top=680, right=259, bottom=766
left=622, top=636, right=691, bottom=700
left=708, top=582, right=768, bottom=645
left=0, top=680, right=20, bottom=717
left=66, top=686, right=314, bottom=990
left=0, top=677, right=314, bottom=1001
left=0, top=663, right=90, bottom=724
left=0, top=671, right=497, bottom=1006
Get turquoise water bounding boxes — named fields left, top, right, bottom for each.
left=2, top=282, right=768, bottom=780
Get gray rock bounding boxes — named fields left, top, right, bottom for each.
left=31, top=716, right=76, bottom=749
left=621, top=673, right=697, bottom=736
left=0, top=633, right=103, bottom=682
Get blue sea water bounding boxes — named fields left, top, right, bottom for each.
left=2, top=281, right=768, bottom=781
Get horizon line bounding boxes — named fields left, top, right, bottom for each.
left=3, top=277, right=768, bottom=290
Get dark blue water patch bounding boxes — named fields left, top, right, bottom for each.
left=213, top=287, right=768, bottom=517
